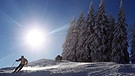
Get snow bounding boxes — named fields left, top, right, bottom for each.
left=0, top=59, right=135, bottom=76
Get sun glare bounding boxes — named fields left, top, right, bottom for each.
left=25, top=28, right=45, bottom=48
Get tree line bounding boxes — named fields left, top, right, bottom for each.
left=62, top=0, right=135, bottom=64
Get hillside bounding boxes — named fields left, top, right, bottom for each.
left=0, top=59, right=135, bottom=76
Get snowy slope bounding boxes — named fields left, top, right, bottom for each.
left=0, top=59, right=135, bottom=76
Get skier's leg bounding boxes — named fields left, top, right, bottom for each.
left=13, top=64, right=21, bottom=73
left=17, top=65, right=24, bottom=72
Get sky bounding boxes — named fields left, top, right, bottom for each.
left=0, top=0, right=135, bottom=68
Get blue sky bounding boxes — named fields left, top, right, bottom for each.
left=0, top=0, right=134, bottom=68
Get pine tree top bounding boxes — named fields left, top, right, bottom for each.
left=89, top=1, right=93, bottom=10
left=120, top=0, right=123, bottom=8
left=71, top=16, right=76, bottom=23
left=99, top=0, right=104, bottom=7
left=80, top=11, right=84, bottom=18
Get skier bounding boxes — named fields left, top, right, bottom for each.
left=13, top=56, right=28, bottom=73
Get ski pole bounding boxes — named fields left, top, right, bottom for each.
left=11, top=61, right=16, bottom=67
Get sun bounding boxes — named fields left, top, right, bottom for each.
left=25, top=28, right=45, bottom=48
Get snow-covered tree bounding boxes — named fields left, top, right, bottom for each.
left=78, top=2, right=95, bottom=62
left=74, top=12, right=85, bottom=62
left=62, top=0, right=130, bottom=63
left=63, top=12, right=85, bottom=61
left=131, top=23, right=135, bottom=64
left=111, top=0, right=129, bottom=63
left=89, top=0, right=109, bottom=62
left=62, top=17, right=76, bottom=49
left=62, top=17, right=76, bottom=61
left=107, top=14, right=115, bottom=61
left=76, top=2, right=95, bottom=62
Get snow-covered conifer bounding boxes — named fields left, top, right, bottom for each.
left=63, top=12, right=85, bottom=61
left=62, top=17, right=76, bottom=60
left=131, top=23, right=135, bottom=64
left=111, top=0, right=129, bottom=63
left=62, top=17, right=76, bottom=49
left=90, top=0, right=109, bottom=62
left=107, top=14, right=115, bottom=61
left=77, top=2, right=95, bottom=62
left=74, top=12, right=85, bottom=61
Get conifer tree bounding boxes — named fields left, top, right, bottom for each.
left=90, top=0, right=109, bottom=62
left=62, top=17, right=76, bottom=61
left=111, top=0, right=129, bottom=63
left=74, top=12, right=85, bottom=61
left=81, top=2, right=95, bottom=62
left=76, top=2, right=95, bottom=62
left=64, top=12, right=85, bottom=61
left=107, top=14, right=115, bottom=61
left=131, top=22, right=135, bottom=64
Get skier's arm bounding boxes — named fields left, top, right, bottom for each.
left=16, top=58, right=21, bottom=62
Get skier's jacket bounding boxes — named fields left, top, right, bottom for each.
left=16, top=56, right=28, bottom=65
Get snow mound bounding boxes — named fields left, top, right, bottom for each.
left=0, top=59, right=135, bottom=76
left=27, top=59, right=56, bottom=67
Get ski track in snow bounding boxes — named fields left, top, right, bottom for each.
left=0, top=59, right=135, bottom=76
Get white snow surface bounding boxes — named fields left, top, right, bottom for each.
left=0, top=59, right=135, bottom=76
